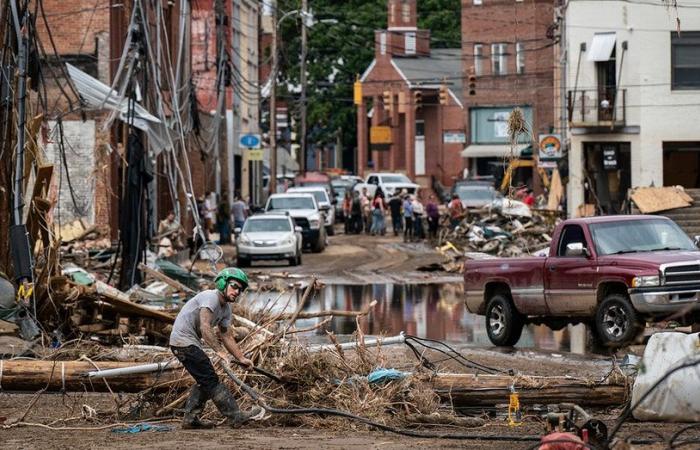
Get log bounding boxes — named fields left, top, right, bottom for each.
left=0, top=360, right=185, bottom=393
left=428, top=373, right=628, bottom=407
left=138, top=262, right=196, bottom=295
left=276, top=300, right=378, bottom=320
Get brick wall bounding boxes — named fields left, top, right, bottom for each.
left=37, top=0, right=110, bottom=56
left=461, top=0, right=555, bottom=139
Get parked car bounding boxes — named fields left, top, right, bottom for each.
left=463, top=215, right=700, bottom=348
left=294, top=171, right=335, bottom=199
left=264, top=193, right=326, bottom=252
left=452, top=180, right=503, bottom=210
left=353, top=172, right=419, bottom=199
left=287, top=186, right=336, bottom=235
left=234, top=214, right=303, bottom=267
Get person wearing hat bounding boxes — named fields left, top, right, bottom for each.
left=169, top=267, right=262, bottom=429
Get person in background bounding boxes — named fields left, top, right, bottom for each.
left=231, top=192, right=248, bottom=230
left=370, top=192, right=386, bottom=236
left=342, top=191, right=353, bottom=234
left=448, top=193, right=465, bottom=230
left=360, top=187, right=371, bottom=234
left=204, top=191, right=216, bottom=234
left=412, top=196, right=425, bottom=241
left=196, top=196, right=209, bottom=241
left=387, top=192, right=403, bottom=236
left=217, top=192, right=231, bottom=244
left=425, top=195, right=440, bottom=240
left=523, top=189, right=536, bottom=208
left=402, top=194, right=413, bottom=243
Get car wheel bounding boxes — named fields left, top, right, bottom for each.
left=327, top=225, right=335, bottom=236
left=296, top=252, right=302, bottom=265
left=236, top=257, right=250, bottom=268
left=594, top=294, right=641, bottom=348
left=288, top=256, right=297, bottom=266
left=485, top=294, right=524, bottom=347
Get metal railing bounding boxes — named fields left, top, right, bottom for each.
left=567, top=88, right=626, bottom=127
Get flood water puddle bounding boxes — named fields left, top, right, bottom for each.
left=245, top=283, right=570, bottom=352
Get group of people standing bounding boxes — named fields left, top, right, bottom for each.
left=197, top=192, right=249, bottom=245
left=341, top=189, right=445, bottom=242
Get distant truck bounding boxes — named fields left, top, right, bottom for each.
left=353, top=172, right=420, bottom=199
left=463, top=215, right=700, bottom=348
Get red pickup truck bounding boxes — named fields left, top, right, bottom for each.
left=463, top=215, right=700, bottom=348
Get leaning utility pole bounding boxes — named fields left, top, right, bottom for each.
left=269, top=3, right=278, bottom=194
left=299, top=0, right=308, bottom=173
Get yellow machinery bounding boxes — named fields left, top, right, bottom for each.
left=499, top=159, right=551, bottom=193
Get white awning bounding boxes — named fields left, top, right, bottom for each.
left=461, top=144, right=528, bottom=158
left=588, top=33, right=616, bottom=62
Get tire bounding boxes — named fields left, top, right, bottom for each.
left=296, top=252, right=302, bottom=266
left=236, top=257, right=250, bottom=268
left=288, top=256, right=297, bottom=266
left=327, top=225, right=335, bottom=236
left=312, top=234, right=325, bottom=253
left=485, top=294, right=524, bottom=347
left=594, top=294, right=641, bottom=348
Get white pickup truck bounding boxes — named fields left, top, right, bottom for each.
left=353, top=172, right=420, bottom=198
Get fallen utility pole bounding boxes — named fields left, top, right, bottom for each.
left=429, top=373, right=628, bottom=407
left=0, top=360, right=183, bottom=392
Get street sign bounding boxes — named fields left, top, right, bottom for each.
left=538, top=134, right=562, bottom=160
left=239, top=134, right=261, bottom=149
left=248, top=149, right=264, bottom=161
left=370, top=126, right=392, bottom=144
left=443, top=131, right=466, bottom=144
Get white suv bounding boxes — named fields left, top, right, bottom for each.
left=286, top=186, right=336, bottom=235
left=265, top=193, right=326, bottom=253
left=235, top=214, right=303, bottom=267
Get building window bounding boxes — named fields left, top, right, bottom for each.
left=473, top=0, right=482, bottom=5
left=405, top=32, right=416, bottom=55
left=516, top=42, right=525, bottom=74
left=474, top=44, right=483, bottom=76
left=380, top=32, right=387, bottom=55
left=491, top=43, right=508, bottom=75
left=402, top=0, right=411, bottom=22
left=672, top=31, right=700, bottom=90
left=470, top=106, right=533, bottom=144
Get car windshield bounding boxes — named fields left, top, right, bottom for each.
left=590, top=219, right=696, bottom=256
left=455, top=185, right=498, bottom=201
left=290, top=190, right=328, bottom=204
left=381, top=175, right=411, bottom=184
left=267, top=196, right=315, bottom=210
left=243, top=218, right=292, bottom=233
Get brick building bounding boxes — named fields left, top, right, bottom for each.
left=356, top=0, right=467, bottom=188
left=460, top=0, right=557, bottom=192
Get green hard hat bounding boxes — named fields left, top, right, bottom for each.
left=215, top=267, right=249, bottom=292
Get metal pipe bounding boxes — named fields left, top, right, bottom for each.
left=86, top=360, right=181, bottom=379
left=308, top=332, right=405, bottom=353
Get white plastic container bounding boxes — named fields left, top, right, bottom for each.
left=631, top=332, right=700, bottom=422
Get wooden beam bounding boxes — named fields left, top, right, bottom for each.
left=429, top=373, right=627, bottom=407
left=138, top=262, right=196, bottom=294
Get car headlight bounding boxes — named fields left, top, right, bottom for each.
left=239, top=235, right=252, bottom=245
left=632, top=275, right=660, bottom=288
left=282, top=237, right=295, bottom=246
left=309, top=219, right=320, bottom=229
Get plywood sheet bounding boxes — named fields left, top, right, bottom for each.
left=630, top=186, right=693, bottom=214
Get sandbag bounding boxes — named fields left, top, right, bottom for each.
left=631, top=332, right=700, bottom=422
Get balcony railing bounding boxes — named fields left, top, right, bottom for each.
left=567, top=88, right=626, bottom=129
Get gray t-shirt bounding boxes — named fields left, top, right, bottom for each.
left=231, top=200, right=247, bottom=222
left=169, top=289, right=232, bottom=348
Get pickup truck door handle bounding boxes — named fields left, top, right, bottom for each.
left=548, top=266, right=556, bottom=272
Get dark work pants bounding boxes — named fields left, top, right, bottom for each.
left=171, top=345, right=219, bottom=395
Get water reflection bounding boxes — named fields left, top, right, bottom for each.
left=245, top=283, right=570, bottom=351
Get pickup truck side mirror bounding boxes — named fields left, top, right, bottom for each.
left=566, top=242, right=589, bottom=257
left=233, top=227, right=242, bottom=235
left=694, top=235, right=700, bottom=247
left=294, top=226, right=303, bottom=233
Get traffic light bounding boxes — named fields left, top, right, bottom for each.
left=382, top=90, right=392, bottom=112
left=468, top=71, right=477, bottom=96
left=413, top=90, right=422, bottom=109
left=439, top=83, right=448, bottom=106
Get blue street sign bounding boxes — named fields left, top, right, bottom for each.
left=239, top=134, right=261, bottom=149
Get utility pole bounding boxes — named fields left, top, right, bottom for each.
left=269, top=2, right=278, bottom=194
left=214, top=0, right=225, bottom=199
left=299, top=0, right=308, bottom=173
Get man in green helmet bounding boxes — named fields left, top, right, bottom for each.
left=170, top=267, right=262, bottom=429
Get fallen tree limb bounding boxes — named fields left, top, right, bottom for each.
left=428, top=373, right=628, bottom=407
left=276, top=300, right=378, bottom=320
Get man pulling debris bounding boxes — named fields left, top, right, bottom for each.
left=169, top=267, right=262, bottom=429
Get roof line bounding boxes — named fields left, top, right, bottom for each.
left=390, top=59, right=411, bottom=88
left=449, top=89, right=464, bottom=109
left=360, top=59, right=377, bottom=83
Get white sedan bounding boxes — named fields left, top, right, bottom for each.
left=235, top=214, right=303, bottom=267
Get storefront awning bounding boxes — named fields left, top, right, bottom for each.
left=461, top=143, right=529, bottom=158
left=588, top=32, right=616, bottom=62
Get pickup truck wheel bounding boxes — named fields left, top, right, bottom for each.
left=595, top=294, right=641, bottom=347
left=485, top=294, right=524, bottom=347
